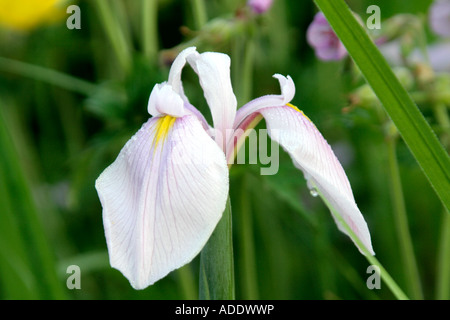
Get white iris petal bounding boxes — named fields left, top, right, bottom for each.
left=96, top=115, right=228, bottom=289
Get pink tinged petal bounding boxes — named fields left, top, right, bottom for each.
left=95, top=115, right=229, bottom=289
left=184, top=102, right=212, bottom=132
left=227, top=74, right=294, bottom=160
left=259, top=105, right=374, bottom=255
left=233, top=74, right=295, bottom=129
left=225, top=112, right=262, bottom=164
left=188, top=52, right=237, bottom=151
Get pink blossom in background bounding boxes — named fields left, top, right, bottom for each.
left=307, top=12, right=347, bottom=61
left=429, top=0, right=450, bottom=37
left=380, top=40, right=450, bottom=72
left=248, top=0, right=274, bottom=14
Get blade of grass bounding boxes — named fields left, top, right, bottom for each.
left=57, top=251, right=109, bottom=278
left=436, top=210, right=450, bottom=299
left=386, top=135, right=423, bottom=299
left=92, top=0, right=133, bottom=74
left=238, top=175, right=259, bottom=299
left=317, top=188, right=409, bottom=300
left=0, top=57, right=97, bottom=96
left=177, top=264, right=197, bottom=300
left=314, top=0, right=450, bottom=212
left=0, top=106, right=66, bottom=299
left=142, top=0, right=159, bottom=62
left=191, top=0, right=207, bottom=30
left=0, top=166, right=39, bottom=299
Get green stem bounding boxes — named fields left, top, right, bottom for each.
left=238, top=175, right=259, bottom=299
left=0, top=108, right=66, bottom=299
left=241, top=38, right=256, bottom=105
left=436, top=210, right=450, bottom=299
left=363, top=251, right=409, bottom=300
left=416, top=15, right=430, bottom=65
left=409, top=91, right=450, bottom=105
left=231, top=24, right=255, bottom=107
left=0, top=57, right=97, bottom=96
left=93, top=0, right=132, bottom=74
left=317, top=187, right=409, bottom=300
left=231, top=35, right=244, bottom=105
left=191, top=0, right=207, bottom=30
left=433, top=103, right=450, bottom=150
left=177, top=264, right=197, bottom=299
left=199, top=197, right=235, bottom=300
left=142, top=0, right=158, bottom=62
left=432, top=101, right=450, bottom=299
left=386, top=135, right=423, bottom=299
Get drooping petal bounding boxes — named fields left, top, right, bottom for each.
left=259, top=105, right=374, bottom=255
left=233, top=74, right=295, bottom=129
left=227, top=74, right=295, bottom=160
left=188, top=51, right=237, bottom=151
left=95, top=114, right=229, bottom=289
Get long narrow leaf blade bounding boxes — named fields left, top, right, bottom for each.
left=314, top=0, right=450, bottom=212
left=199, top=197, right=235, bottom=300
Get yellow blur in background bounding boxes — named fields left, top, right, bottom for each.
left=0, top=0, right=66, bottom=31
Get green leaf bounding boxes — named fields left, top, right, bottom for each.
left=0, top=106, right=66, bottom=299
left=314, top=0, right=450, bottom=212
left=0, top=57, right=97, bottom=96
left=199, top=197, right=235, bottom=300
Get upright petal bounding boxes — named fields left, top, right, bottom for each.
left=147, top=47, right=198, bottom=117
left=167, top=46, right=198, bottom=96
left=259, top=105, right=374, bottom=255
left=95, top=114, right=229, bottom=289
left=188, top=52, right=237, bottom=151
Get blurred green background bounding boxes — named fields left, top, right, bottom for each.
left=0, top=0, right=447, bottom=300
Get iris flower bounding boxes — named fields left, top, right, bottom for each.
left=95, top=47, right=374, bottom=290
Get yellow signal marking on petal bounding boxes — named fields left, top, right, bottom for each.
left=154, top=115, right=176, bottom=147
left=287, top=103, right=312, bottom=123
